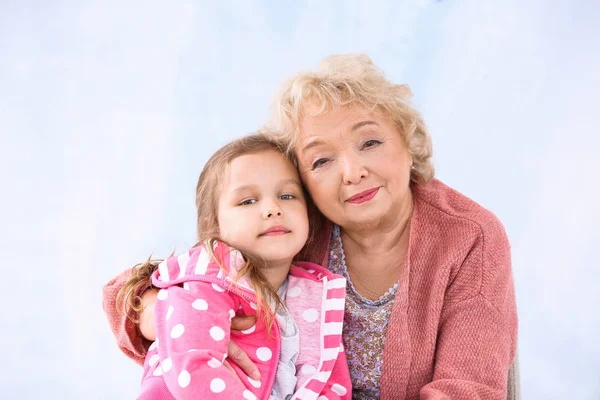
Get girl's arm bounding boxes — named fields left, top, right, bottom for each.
left=102, top=270, right=261, bottom=379
left=154, top=281, right=250, bottom=399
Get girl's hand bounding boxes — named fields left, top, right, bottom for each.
left=138, top=289, right=260, bottom=380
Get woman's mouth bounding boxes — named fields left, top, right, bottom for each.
left=346, top=187, right=380, bottom=204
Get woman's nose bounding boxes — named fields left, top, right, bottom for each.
left=341, top=153, right=367, bottom=185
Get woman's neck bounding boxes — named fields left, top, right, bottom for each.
left=341, top=192, right=413, bottom=255
left=339, top=194, right=413, bottom=300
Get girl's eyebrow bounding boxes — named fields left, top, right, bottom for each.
left=278, top=178, right=302, bottom=189
left=231, top=184, right=257, bottom=196
left=231, top=179, right=301, bottom=196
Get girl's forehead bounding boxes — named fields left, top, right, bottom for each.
left=222, top=149, right=301, bottom=188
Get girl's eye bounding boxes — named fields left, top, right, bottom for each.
left=280, top=194, right=295, bottom=200
left=311, top=158, right=329, bottom=170
left=239, top=199, right=256, bottom=206
left=362, top=139, right=382, bottom=149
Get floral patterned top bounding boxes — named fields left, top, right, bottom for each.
left=328, top=225, right=399, bottom=400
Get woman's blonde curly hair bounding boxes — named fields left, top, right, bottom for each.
left=267, top=53, right=434, bottom=184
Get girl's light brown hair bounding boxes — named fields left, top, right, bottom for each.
left=117, top=133, right=318, bottom=330
left=268, top=53, right=434, bottom=184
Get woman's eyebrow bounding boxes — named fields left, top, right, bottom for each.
left=351, top=120, right=380, bottom=131
left=300, top=138, right=327, bottom=153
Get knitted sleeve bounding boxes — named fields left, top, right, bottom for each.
left=102, top=268, right=150, bottom=366
left=420, top=216, right=518, bottom=399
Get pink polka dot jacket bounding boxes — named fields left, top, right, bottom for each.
left=137, top=241, right=352, bottom=400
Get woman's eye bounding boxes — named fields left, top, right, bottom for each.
left=239, top=199, right=256, bottom=206
left=311, top=158, right=329, bottom=170
left=280, top=194, right=295, bottom=200
left=362, top=139, right=382, bottom=149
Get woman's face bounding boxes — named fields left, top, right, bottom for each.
left=295, top=103, right=413, bottom=231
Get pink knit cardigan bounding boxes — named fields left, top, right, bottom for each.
left=102, top=179, right=517, bottom=399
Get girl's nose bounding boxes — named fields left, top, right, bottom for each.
left=264, top=204, right=283, bottom=218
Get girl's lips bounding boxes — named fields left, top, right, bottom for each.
left=260, top=226, right=291, bottom=236
left=346, top=187, right=380, bottom=204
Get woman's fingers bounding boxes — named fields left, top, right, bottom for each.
left=231, top=315, right=256, bottom=331
left=228, top=340, right=261, bottom=380
left=139, top=288, right=159, bottom=341
left=222, top=360, right=242, bottom=382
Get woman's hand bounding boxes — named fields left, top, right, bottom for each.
left=139, top=288, right=158, bottom=341
left=229, top=316, right=260, bottom=380
left=138, top=289, right=260, bottom=380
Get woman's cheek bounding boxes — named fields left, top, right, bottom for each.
left=308, top=176, right=337, bottom=211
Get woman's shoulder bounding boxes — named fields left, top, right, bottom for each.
left=413, top=178, right=507, bottom=240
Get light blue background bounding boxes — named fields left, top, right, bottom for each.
left=2, top=1, right=598, bottom=398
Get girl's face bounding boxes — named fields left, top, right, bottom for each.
left=217, top=149, right=309, bottom=269
left=295, top=103, right=413, bottom=231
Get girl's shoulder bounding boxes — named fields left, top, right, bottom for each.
left=290, top=261, right=345, bottom=283
left=151, top=240, right=247, bottom=288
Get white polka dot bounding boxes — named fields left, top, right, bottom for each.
left=148, top=340, right=158, bottom=351
left=331, top=383, right=347, bottom=396
left=229, top=309, right=236, bottom=320
left=307, top=269, right=315, bottom=273
left=170, top=324, right=185, bottom=338
left=192, top=299, right=208, bottom=310
left=303, top=308, right=319, bottom=322
left=317, top=396, right=328, bottom=400
left=287, top=286, right=302, bottom=297
left=243, top=389, right=257, bottom=400
left=212, top=283, right=226, bottom=292
left=250, top=302, right=257, bottom=310
left=210, top=378, right=226, bottom=393
left=183, top=282, right=190, bottom=291
left=152, top=366, right=163, bottom=376
left=301, top=364, right=316, bottom=375
left=165, top=305, right=174, bottom=321
left=178, top=370, right=191, bottom=388
left=148, top=354, right=160, bottom=367
left=207, top=357, right=221, bottom=368
left=210, top=326, right=225, bottom=341
left=157, top=289, right=168, bottom=300
left=241, top=324, right=256, bottom=334
left=256, top=347, right=272, bottom=361
left=247, top=376, right=261, bottom=388
left=161, top=357, right=172, bottom=372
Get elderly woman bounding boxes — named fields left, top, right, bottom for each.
left=103, top=54, right=517, bottom=399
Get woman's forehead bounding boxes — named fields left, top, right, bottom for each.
left=296, top=105, right=387, bottom=149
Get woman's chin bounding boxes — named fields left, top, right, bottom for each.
left=336, top=205, right=392, bottom=230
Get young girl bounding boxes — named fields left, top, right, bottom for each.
left=116, top=134, right=352, bottom=400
